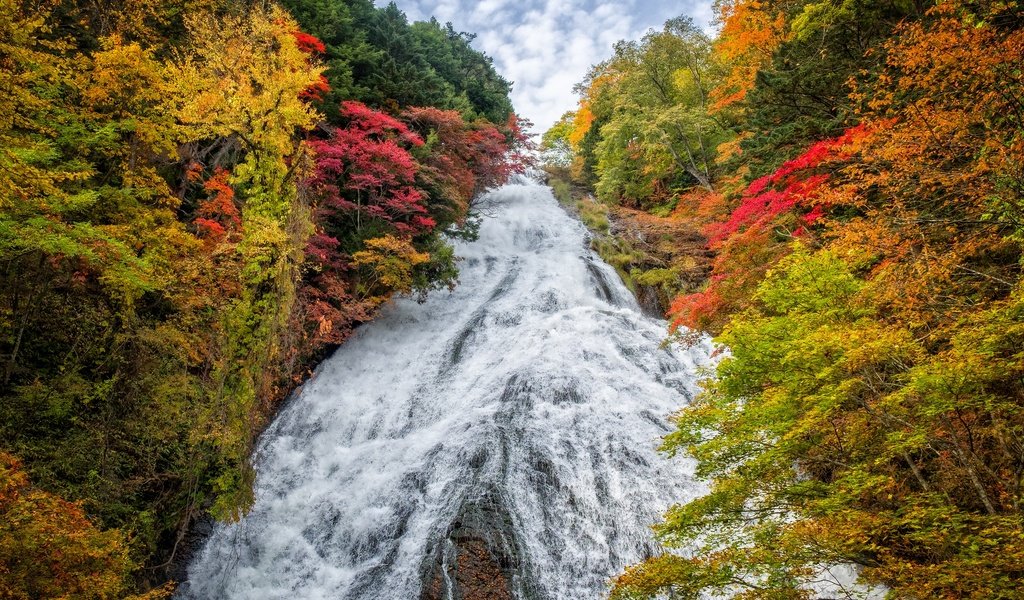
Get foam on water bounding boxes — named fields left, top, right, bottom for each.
left=180, top=179, right=714, bottom=599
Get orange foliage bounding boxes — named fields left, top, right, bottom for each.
left=0, top=453, right=149, bottom=599
left=710, top=0, right=787, bottom=111
left=567, top=101, right=594, bottom=150
left=670, top=188, right=728, bottom=223
left=828, top=1, right=1024, bottom=330
left=194, top=168, right=242, bottom=243
left=567, top=70, right=618, bottom=151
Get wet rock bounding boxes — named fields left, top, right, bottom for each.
left=420, top=490, right=535, bottom=600
left=166, top=513, right=215, bottom=591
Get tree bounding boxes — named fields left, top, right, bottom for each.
left=540, top=111, right=575, bottom=168
left=309, top=101, right=431, bottom=242
left=351, top=234, right=430, bottom=303
left=0, top=452, right=169, bottom=599
left=736, top=0, right=919, bottom=176
left=668, top=125, right=869, bottom=332
left=709, top=0, right=788, bottom=111
left=559, top=16, right=728, bottom=207
left=619, top=2, right=1024, bottom=597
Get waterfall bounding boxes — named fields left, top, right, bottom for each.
left=180, top=179, right=714, bottom=599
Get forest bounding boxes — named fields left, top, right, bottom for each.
left=0, top=0, right=528, bottom=596
left=543, top=0, right=1024, bottom=597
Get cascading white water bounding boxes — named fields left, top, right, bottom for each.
left=180, top=179, right=715, bottom=599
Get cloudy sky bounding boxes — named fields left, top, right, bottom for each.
left=390, top=0, right=715, bottom=134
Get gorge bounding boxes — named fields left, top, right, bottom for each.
left=179, top=178, right=714, bottom=599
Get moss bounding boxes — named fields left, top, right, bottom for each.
left=546, top=172, right=710, bottom=313
left=549, top=178, right=573, bottom=205
left=632, top=267, right=680, bottom=288
left=576, top=197, right=610, bottom=233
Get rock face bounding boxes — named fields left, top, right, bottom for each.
left=420, top=490, right=533, bottom=600
left=606, top=204, right=713, bottom=316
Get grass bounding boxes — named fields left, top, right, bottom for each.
left=575, top=196, right=610, bottom=234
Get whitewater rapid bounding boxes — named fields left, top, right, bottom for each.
left=180, top=179, right=714, bottom=599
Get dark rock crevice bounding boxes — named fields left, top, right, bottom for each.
left=420, top=489, right=538, bottom=600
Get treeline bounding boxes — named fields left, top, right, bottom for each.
left=0, top=0, right=527, bottom=596
left=546, top=0, right=1024, bottom=598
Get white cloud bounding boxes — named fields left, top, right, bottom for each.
left=387, top=0, right=713, bottom=134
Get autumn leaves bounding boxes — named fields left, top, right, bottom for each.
left=547, top=0, right=1024, bottom=597
left=0, top=0, right=525, bottom=595
left=303, top=100, right=526, bottom=344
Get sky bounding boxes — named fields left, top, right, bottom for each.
left=389, top=0, right=715, bottom=134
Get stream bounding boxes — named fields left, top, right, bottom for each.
left=179, top=178, right=714, bottom=599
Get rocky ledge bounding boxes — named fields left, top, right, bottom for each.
left=420, top=489, right=536, bottom=600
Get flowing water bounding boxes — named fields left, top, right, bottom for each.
left=180, top=179, right=715, bottom=599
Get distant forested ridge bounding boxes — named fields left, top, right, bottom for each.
left=545, top=1, right=1024, bottom=597
left=0, top=0, right=529, bottom=596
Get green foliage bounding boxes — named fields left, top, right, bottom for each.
left=411, top=235, right=460, bottom=300
left=622, top=247, right=1024, bottom=598
left=0, top=0, right=519, bottom=594
left=631, top=266, right=680, bottom=289
left=281, top=0, right=513, bottom=123
left=738, top=0, right=919, bottom=177
left=561, top=16, right=729, bottom=204
left=277, top=0, right=380, bottom=115
left=594, top=2, right=1024, bottom=597
left=575, top=196, right=611, bottom=233
left=541, top=111, right=574, bottom=168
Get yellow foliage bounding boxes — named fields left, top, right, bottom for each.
left=0, top=0, right=85, bottom=208
left=352, top=235, right=430, bottom=302
left=167, top=5, right=322, bottom=152
left=567, top=101, right=595, bottom=151
left=166, top=5, right=323, bottom=220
